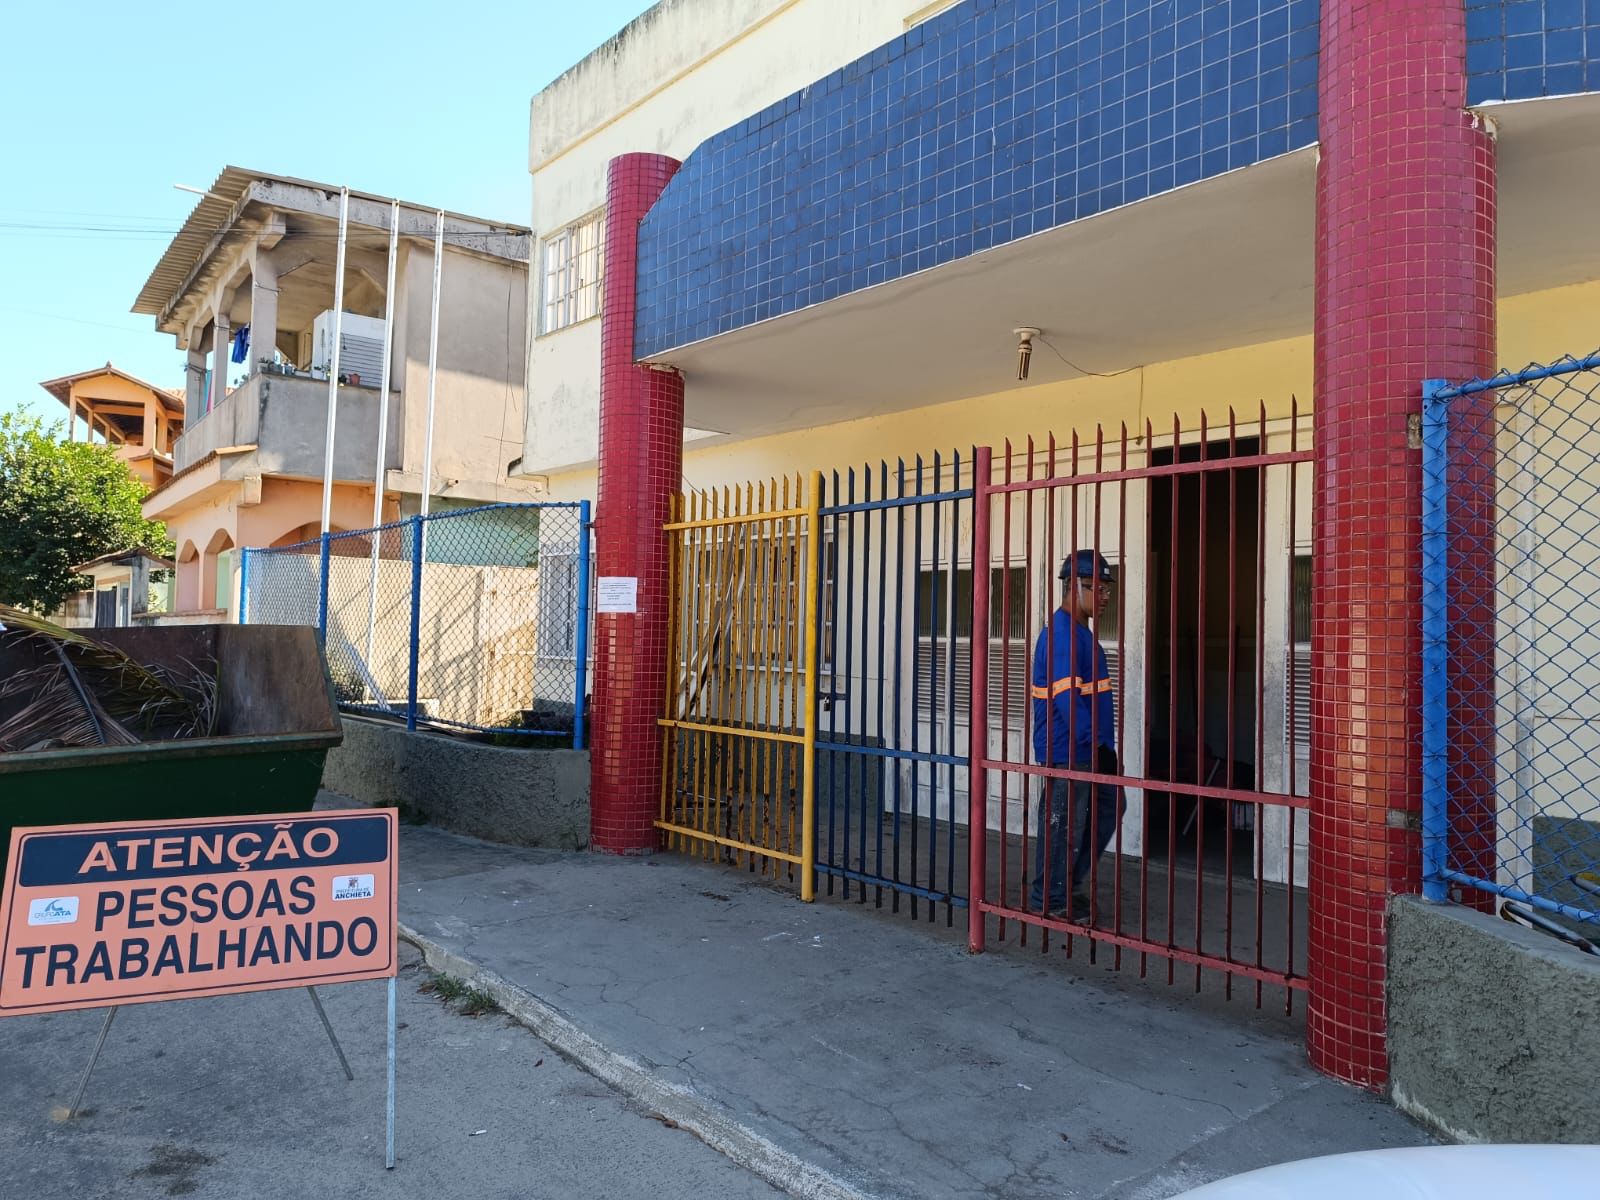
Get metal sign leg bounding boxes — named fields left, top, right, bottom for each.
left=385, top=976, right=397, bottom=1169
left=68, top=1005, right=118, bottom=1119
left=306, top=986, right=354, bottom=1081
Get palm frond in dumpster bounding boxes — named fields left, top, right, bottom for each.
left=0, top=662, right=140, bottom=749
left=0, top=606, right=216, bottom=749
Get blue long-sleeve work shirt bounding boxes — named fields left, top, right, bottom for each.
left=1030, top=607, right=1116, bottom=767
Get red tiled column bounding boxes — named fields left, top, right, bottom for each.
left=1311, top=2, right=1495, bottom=1086
left=591, top=153, right=683, bottom=854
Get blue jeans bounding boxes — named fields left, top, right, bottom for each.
left=1029, top=775, right=1124, bottom=910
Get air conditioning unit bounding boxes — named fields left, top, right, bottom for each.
left=311, top=311, right=386, bottom=387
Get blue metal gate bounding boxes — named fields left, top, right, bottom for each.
left=815, top=453, right=974, bottom=923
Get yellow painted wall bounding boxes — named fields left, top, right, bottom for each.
left=1500, top=278, right=1600, bottom=366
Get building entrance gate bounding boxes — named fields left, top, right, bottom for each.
left=660, top=408, right=1312, bottom=1009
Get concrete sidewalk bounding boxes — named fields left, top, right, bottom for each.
left=391, top=821, right=1427, bottom=1200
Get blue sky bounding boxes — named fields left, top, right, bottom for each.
left=0, top=0, right=654, bottom=425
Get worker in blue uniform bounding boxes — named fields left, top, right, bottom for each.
left=1029, top=549, right=1123, bottom=918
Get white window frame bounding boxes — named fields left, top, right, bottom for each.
left=914, top=564, right=1035, bottom=721
left=536, top=539, right=586, bottom=660
left=1289, top=552, right=1311, bottom=753
left=540, top=210, right=605, bottom=335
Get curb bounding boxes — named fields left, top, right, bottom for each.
left=399, top=923, right=874, bottom=1200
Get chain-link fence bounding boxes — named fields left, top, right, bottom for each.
left=242, top=502, right=591, bottom=746
left=1422, top=353, right=1600, bottom=936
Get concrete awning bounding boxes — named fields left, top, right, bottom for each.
left=642, top=91, right=1600, bottom=443
left=644, top=148, right=1319, bottom=440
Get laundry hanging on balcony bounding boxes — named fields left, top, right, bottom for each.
left=230, top=324, right=250, bottom=364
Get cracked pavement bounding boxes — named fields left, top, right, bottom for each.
left=395, top=821, right=1428, bottom=1199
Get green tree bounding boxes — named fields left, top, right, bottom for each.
left=0, top=412, right=174, bottom=613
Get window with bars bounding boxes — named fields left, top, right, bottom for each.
left=1289, top=554, right=1311, bottom=752
left=753, top=535, right=803, bottom=667
left=914, top=564, right=1127, bottom=722
left=536, top=541, right=584, bottom=659
left=540, top=211, right=604, bottom=334
left=674, top=528, right=833, bottom=686
left=914, top=566, right=1030, bottom=719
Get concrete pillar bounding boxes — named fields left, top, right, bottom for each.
left=211, top=315, right=231, bottom=413
left=176, top=556, right=200, bottom=613
left=1310, top=0, right=1495, bottom=1089
left=185, top=347, right=207, bottom=415
left=590, top=152, right=683, bottom=854
left=130, top=556, right=150, bottom=619
left=199, top=553, right=216, bottom=614
left=250, top=252, right=279, bottom=376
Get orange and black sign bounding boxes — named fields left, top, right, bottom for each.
left=0, top=809, right=397, bottom=1015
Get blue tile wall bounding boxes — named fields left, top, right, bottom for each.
left=635, top=0, right=1321, bottom=359
left=1465, top=0, right=1600, bottom=102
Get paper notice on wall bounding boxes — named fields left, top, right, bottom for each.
left=596, top=577, right=638, bottom=614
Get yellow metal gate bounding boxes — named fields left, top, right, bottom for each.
left=659, top=472, right=822, bottom=897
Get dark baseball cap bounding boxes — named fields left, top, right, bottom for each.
left=1058, top=549, right=1115, bottom=582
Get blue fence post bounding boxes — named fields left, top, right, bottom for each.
left=317, top=533, right=332, bottom=647
left=573, top=500, right=592, bottom=750
left=238, top=548, right=251, bottom=625
left=1420, top=379, right=1451, bottom=903
left=407, top=515, right=424, bottom=732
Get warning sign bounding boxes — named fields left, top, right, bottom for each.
left=0, top=809, right=398, bottom=1016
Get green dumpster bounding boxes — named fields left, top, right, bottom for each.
left=0, top=624, right=342, bottom=876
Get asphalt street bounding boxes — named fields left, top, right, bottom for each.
left=0, top=940, right=779, bottom=1200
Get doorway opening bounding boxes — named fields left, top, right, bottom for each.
left=1145, top=437, right=1263, bottom=877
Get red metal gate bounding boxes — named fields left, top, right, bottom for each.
left=967, top=406, right=1313, bottom=1009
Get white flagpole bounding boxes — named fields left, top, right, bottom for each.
left=364, top=200, right=401, bottom=672
left=320, top=186, right=350, bottom=535
left=420, top=211, right=443, bottom=519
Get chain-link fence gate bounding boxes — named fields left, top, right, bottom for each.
left=243, top=502, right=591, bottom=746
left=1423, top=352, right=1600, bottom=940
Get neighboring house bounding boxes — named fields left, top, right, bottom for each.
left=133, top=166, right=536, bottom=621
left=52, top=549, right=174, bottom=629
left=36, top=366, right=181, bottom=629
left=38, top=364, right=184, bottom=490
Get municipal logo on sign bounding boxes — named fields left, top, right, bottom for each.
left=332, top=874, right=375, bottom=902
left=28, top=897, right=79, bottom=926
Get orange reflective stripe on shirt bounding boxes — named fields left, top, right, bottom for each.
left=1029, top=676, right=1084, bottom=700
left=1031, top=676, right=1113, bottom=699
